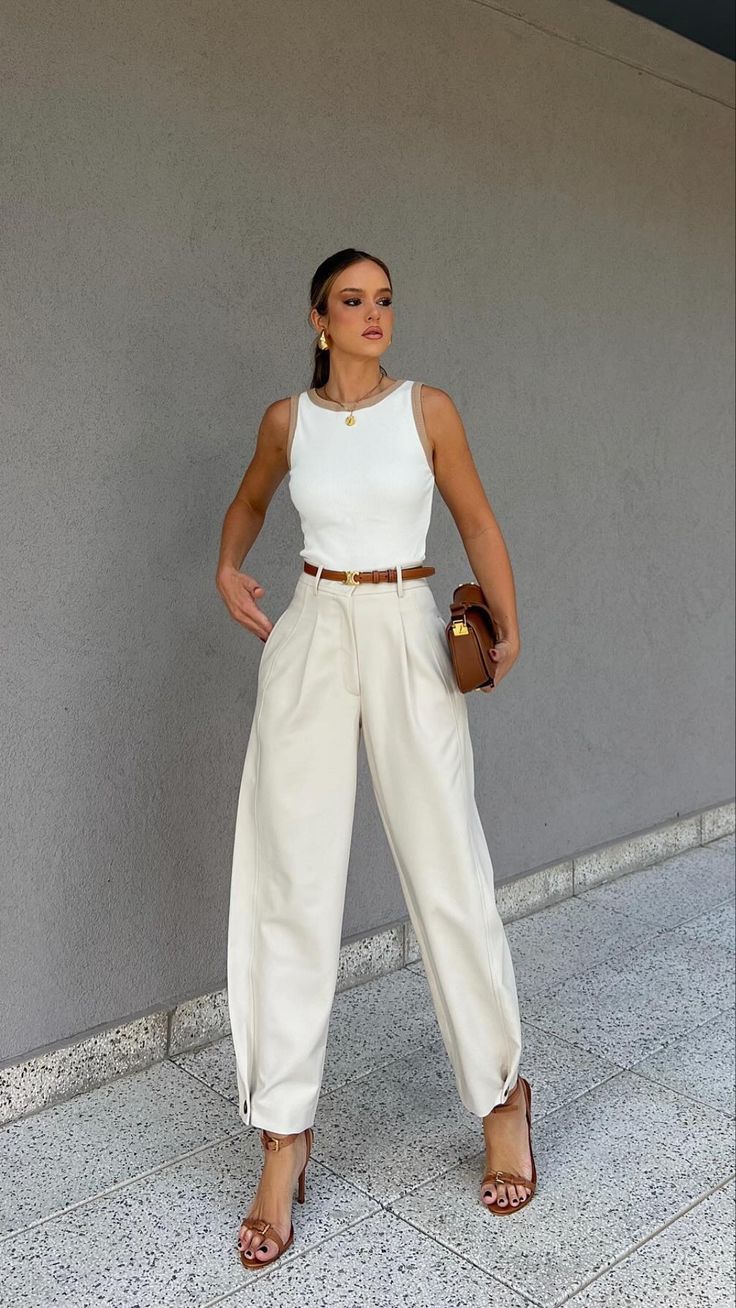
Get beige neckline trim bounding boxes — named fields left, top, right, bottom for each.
left=306, top=377, right=406, bottom=412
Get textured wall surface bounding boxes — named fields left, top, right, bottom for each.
left=1, top=0, right=734, bottom=1062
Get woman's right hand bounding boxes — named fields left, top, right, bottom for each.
left=216, top=567, right=273, bottom=642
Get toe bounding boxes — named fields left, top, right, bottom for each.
left=239, top=1226, right=270, bottom=1261
left=254, top=1238, right=277, bottom=1263
left=239, top=1231, right=257, bottom=1259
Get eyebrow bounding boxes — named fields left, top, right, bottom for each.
left=338, top=286, right=392, bottom=294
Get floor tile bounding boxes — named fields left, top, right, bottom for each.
left=389, top=1071, right=735, bottom=1307
left=228, top=1207, right=532, bottom=1307
left=313, top=1039, right=481, bottom=1204
left=318, top=966, right=446, bottom=1093
left=0, top=1136, right=377, bottom=1307
left=409, top=896, right=668, bottom=1000
left=173, top=1036, right=238, bottom=1105
left=312, top=1020, right=617, bottom=1205
left=630, top=1007, right=736, bottom=1116
left=0, top=1061, right=239, bottom=1238
left=579, top=844, right=734, bottom=929
left=521, top=918, right=735, bottom=1066
left=569, top=1178, right=736, bottom=1306
left=703, top=833, right=735, bottom=855
left=673, top=899, right=736, bottom=954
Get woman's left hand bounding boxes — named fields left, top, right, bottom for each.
left=479, top=638, right=520, bottom=692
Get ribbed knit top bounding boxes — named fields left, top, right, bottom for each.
left=286, top=378, right=435, bottom=571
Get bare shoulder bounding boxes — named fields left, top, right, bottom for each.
left=416, top=384, right=468, bottom=455
left=416, top=382, right=455, bottom=407
left=259, top=395, right=293, bottom=441
left=251, top=393, right=300, bottom=468
left=417, top=383, right=463, bottom=419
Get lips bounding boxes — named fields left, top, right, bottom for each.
left=362, top=329, right=383, bottom=338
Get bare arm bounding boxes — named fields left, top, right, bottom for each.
left=421, top=385, right=521, bottom=688
left=215, top=397, right=291, bottom=642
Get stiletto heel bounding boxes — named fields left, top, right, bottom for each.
left=237, top=1126, right=314, bottom=1269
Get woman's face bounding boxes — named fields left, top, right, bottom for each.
left=314, top=260, right=393, bottom=359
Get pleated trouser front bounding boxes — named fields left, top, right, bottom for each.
left=226, top=565, right=522, bottom=1133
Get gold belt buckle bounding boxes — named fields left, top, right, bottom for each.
left=343, top=569, right=360, bottom=585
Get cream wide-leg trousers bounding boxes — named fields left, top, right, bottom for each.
left=227, top=563, right=522, bottom=1134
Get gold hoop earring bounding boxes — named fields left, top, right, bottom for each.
left=318, top=329, right=329, bottom=350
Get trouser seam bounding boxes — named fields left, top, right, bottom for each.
left=443, top=676, right=515, bottom=1101
left=246, top=585, right=308, bottom=1125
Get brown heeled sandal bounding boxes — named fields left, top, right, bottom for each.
left=480, top=1075, right=537, bottom=1215
left=237, top=1126, right=314, bottom=1269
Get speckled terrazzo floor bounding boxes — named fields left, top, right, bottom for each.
left=2, top=835, right=734, bottom=1307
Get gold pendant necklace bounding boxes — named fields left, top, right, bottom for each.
left=319, top=375, right=386, bottom=426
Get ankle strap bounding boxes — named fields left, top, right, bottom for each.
left=260, top=1129, right=301, bottom=1152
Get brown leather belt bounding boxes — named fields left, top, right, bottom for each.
left=302, top=562, right=435, bottom=584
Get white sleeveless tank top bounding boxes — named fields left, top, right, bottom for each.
left=286, top=378, right=435, bottom=570
left=286, top=374, right=436, bottom=567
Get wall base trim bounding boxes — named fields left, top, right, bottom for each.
left=2, top=800, right=733, bottom=1127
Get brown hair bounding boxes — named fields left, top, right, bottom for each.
left=308, top=248, right=393, bottom=390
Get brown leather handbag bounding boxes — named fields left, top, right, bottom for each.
left=445, top=582, right=498, bottom=693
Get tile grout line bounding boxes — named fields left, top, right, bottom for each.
left=193, top=1166, right=736, bottom=1308
left=2, top=1067, right=732, bottom=1283
left=553, top=1173, right=736, bottom=1307
left=0, top=1066, right=626, bottom=1249
left=164, top=1056, right=242, bottom=1108
left=198, top=1205, right=511, bottom=1308
left=376, top=1164, right=736, bottom=1308
left=376, top=1204, right=549, bottom=1306
left=0, top=1128, right=247, bottom=1246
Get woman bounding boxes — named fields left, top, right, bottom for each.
left=216, top=248, right=536, bottom=1270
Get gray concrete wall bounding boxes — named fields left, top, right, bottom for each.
left=1, top=0, right=733, bottom=1064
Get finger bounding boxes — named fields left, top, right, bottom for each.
left=233, top=608, right=272, bottom=640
